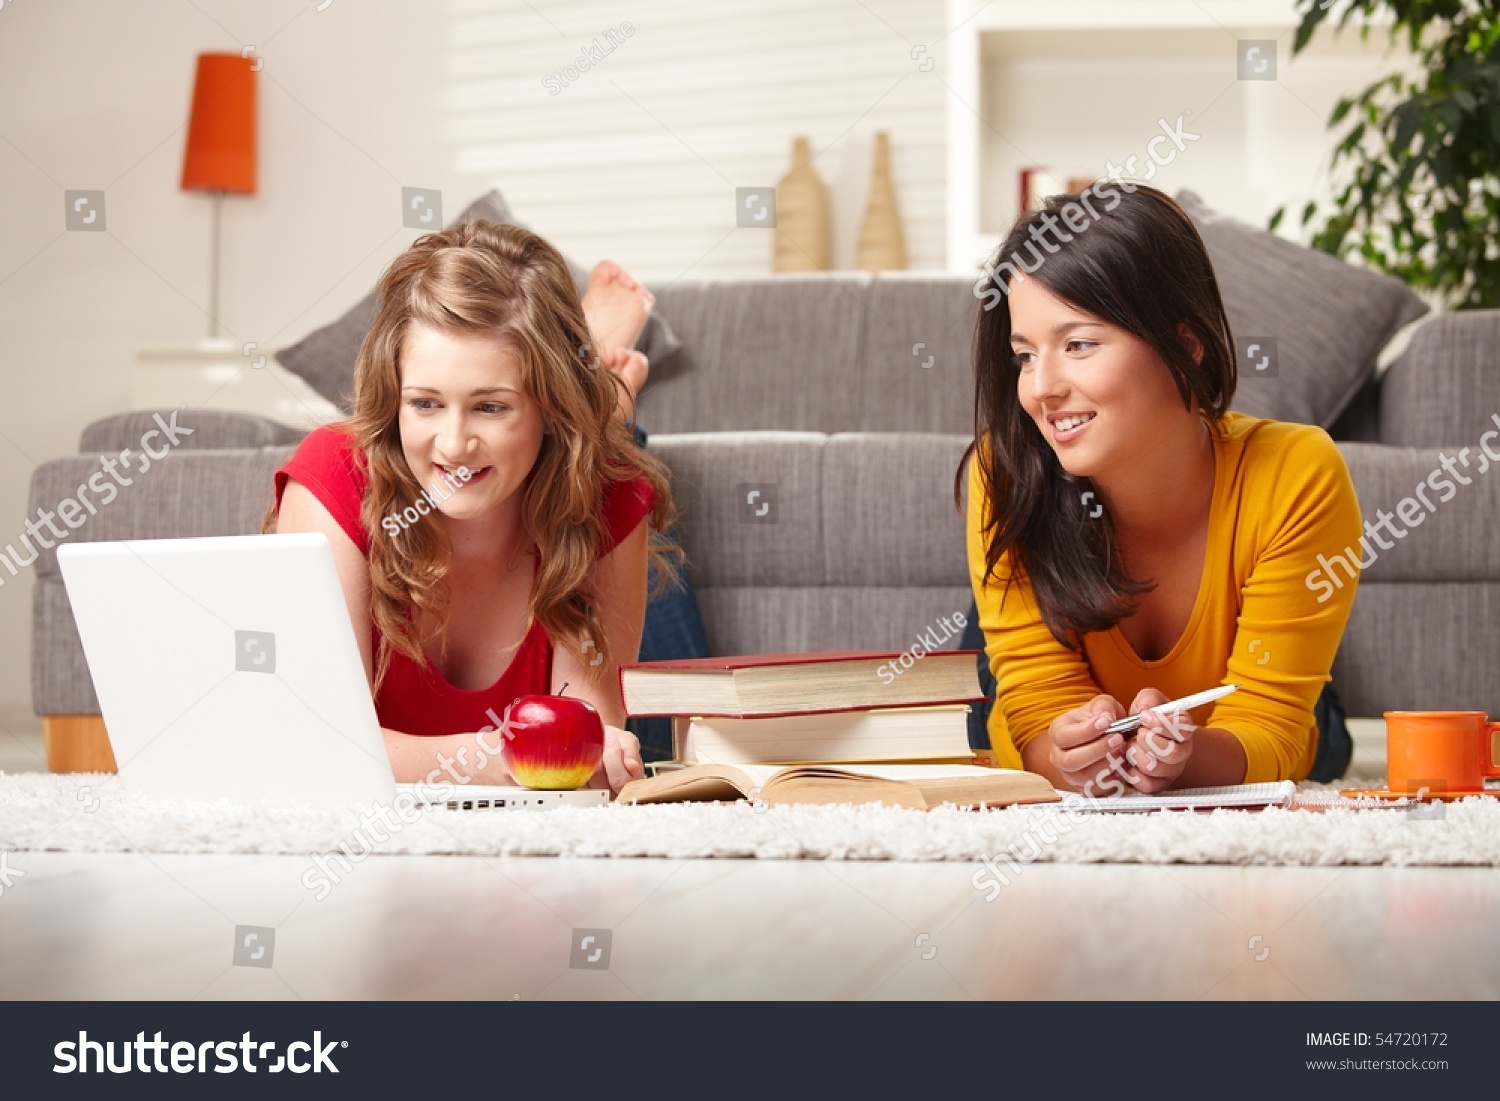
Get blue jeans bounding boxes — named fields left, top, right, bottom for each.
left=957, top=605, right=996, bottom=752
left=627, top=425, right=711, bottom=761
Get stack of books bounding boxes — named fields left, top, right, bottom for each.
left=614, top=650, right=1059, bottom=809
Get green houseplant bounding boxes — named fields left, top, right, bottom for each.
left=1274, top=0, right=1500, bottom=308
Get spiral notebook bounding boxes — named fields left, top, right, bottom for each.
left=1060, top=781, right=1297, bottom=813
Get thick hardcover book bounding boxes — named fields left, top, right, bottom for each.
left=619, top=649, right=985, bottom=719
left=677, top=705, right=974, bottom=765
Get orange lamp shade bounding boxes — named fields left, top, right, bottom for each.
left=180, top=53, right=257, bottom=194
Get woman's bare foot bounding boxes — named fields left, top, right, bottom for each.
left=598, top=348, right=649, bottom=421
left=581, top=260, right=654, bottom=358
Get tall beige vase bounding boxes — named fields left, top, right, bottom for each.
left=773, top=136, right=830, bottom=272
left=857, top=131, right=906, bottom=271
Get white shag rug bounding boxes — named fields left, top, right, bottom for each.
left=2, top=773, right=1498, bottom=866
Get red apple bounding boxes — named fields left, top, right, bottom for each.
left=502, top=690, right=605, bottom=790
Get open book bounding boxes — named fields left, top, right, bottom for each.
left=617, top=763, right=1060, bottom=810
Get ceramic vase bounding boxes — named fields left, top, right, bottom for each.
left=774, top=135, right=830, bottom=271
left=857, top=130, right=906, bottom=271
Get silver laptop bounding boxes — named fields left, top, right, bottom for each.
left=56, top=533, right=608, bottom=811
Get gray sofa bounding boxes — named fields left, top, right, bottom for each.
left=29, top=273, right=1500, bottom=757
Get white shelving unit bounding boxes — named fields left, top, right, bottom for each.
left=944, top=0, right=1407, bottom=272
left=133, top=340, right=342, bottom=431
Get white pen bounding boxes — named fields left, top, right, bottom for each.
left=1105, top=684, right=1240, bottom=736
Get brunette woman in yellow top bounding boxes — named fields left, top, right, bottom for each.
left=958, top=185, right=1362, bottom=796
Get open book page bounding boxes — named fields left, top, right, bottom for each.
left=727, top=763, right=1002, bottom=784
left=729, top=768, right=996, bottom=804
left=732, top=764, right=787, bottom=789
left=615, top=764, right=756, bottom=805
left=762, top=763, right=1057, bottom=807
left=795, top=764, right=1015, bottom=781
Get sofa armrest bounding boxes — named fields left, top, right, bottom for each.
left=1337, top=442, right=1500, bottom=582
left=78, top=409, right=308, bottom=455
left=27, top=446, right=299, bottom=580
left=29, top=445, right=300, bottom=717
left=1380, top=312, right=1500, bottom=448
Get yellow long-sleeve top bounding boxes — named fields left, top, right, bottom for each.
left=966, top=411, right=1363, bottom=783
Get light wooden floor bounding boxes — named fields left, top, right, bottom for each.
left=1, top=852, right=1496, bottom=999
left=7, top=713, right=1479, bottom=1001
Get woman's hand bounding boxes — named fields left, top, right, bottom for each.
left=1119, top=688, right=1196, bottom=794
left=382, top=726, right=516, bottom=789
left=587, top=724, right=645, bottom=795
left=1045, top=694, right=1130, bottom=793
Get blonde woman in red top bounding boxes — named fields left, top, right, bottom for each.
left=270, top=220, right=680, bottom=793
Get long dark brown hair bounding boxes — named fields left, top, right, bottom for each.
left=954, top=184, right=1236, bottom=650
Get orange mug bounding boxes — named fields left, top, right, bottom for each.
left=1383, top=711, right=1500, bottom=795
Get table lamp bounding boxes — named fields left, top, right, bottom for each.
left=180, top=53, right=257, bottom=339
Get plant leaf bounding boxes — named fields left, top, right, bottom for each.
left=1392, top=101, right=1423, bottom=155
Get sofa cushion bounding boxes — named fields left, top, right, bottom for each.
left=643, top=432, right=827, bottom=587
left=1177, top=190, right=1429, bottom=429
left=275, top=189, right=683, bottom=410
left=1380, top=313, right=1500, bottom=448
left=639, top=275, right=871, bottom=433
left=1336, top=442, right=1500, bottom=582
left=641, top=431, right=976, bottom=658
left=694, top=586, right=976, bottom=659
left=856, top=275, right=977, bottom=434
left=822, top=433, right=973, bottom=586
left=1334, top=582, right=1500, bottom=716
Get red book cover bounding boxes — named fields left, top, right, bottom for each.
left=620, top=650, right=977, bottom=671
left=618, top=650, right=986, bottom=718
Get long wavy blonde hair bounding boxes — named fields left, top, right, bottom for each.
left=274, top=219, right=683, bottom=693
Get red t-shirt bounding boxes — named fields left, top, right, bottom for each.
left=273, top=424, right=653, bottom=736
